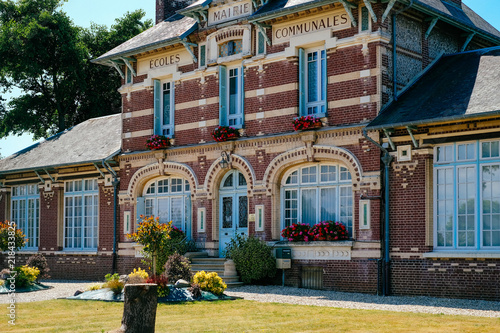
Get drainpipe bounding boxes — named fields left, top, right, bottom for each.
left=102, top=156, right=119, bottom=274
left=392, top=0, right=414, bottom=100
left=363, top=128, right=393, bottom=296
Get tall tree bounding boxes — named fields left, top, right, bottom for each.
left=0, top=0, right=152, bottom=139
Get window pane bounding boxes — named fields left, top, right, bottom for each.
left=284, top=190, right=298, bottom=227
left=301, top=189, right=316, bottom=226
left=238, top=196, right=248, bottom=228
left=171, top=197, right=183, bottom=230
left=301, top=166, right=317, bottom=183
left=222, top=197, right=233, bottom=229
left=457, top=167, right=475, bottom=247
left=238, top=172, right=247, bottom=187
left=340, top=167, right=352, bottom=181
left=483, top=164, right=500, bottom=247
left=340, top=186, right=353, bottom=236
left=320, top=188, right=336, bottom=221
left=320, top=165, right=336, bottom=182
left=436, top=168, right=454, bottom=247
left=307, top=52, right=318, bottom=103
left=286, top=171, right=298, bottom=185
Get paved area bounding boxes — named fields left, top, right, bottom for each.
left=1, top=281, right=499, bottom=318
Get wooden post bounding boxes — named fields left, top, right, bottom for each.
left=112, top=284, right=158, bottom=333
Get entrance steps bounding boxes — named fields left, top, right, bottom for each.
left=186, top=252, right=243, bottom=287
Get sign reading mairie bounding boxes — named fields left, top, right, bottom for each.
left=208, top=0, right=253, bottom=26
left=273, top=10, right=351, bottom=44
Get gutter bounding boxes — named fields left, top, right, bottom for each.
left=101, top=150, right=121, bottom=274
left=362, top=128, right=393, bottom=297
left=366, top=109, right=500, bottom=132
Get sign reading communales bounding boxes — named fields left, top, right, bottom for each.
left=208, top=0, right=253, bottom=26
left=273, top=10, right=351, bottom=44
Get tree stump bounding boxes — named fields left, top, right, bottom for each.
left=112, top=284, right=158, bottom=333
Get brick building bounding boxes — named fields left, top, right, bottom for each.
left=1, top=0, right=500, bottom=300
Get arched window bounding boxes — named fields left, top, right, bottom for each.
left=281, top=163, right=353, bottom=236
left=142, top=177, right=191, bottom=236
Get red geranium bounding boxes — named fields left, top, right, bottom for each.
left=211, top=126, right=240, bottom=142
left=145, top=135, right=170, bottom=150
left=292, top=116, right=322, bottom=131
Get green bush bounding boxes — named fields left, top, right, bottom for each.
left=141, top=226, right=196, bottom=275
left=164, top=253, right=192, bottom=283
left=26, top=253, right=50, bottom=281
left=13, top=265, right=39, bottom=288
left=103, top=279, right=124, bottom=295
left=192, top=271, right=226, bottom=296
left=225, top=234, right=277, bottom=284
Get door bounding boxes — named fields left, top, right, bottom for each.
left=219, top=170, right=248, bottom=255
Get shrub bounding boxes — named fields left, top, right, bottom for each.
left=85, top=283, right=103, bottom=291
left=225, top=235, right=276, bottom=284
left=104, top=279, right=124, bottom=295
left=164, top=253, right=192, bottom=283
left=127, top=216, right=172, bottom=275
left=140, top=225, right=195, bottom=275
left=310, top=221, right=349, bottom=241
left=188, top=283, right=202, bottom=299
left=26, top=253, right=50, bottom=281
left=127, top=268, right=149, bottom=284
left=145, top=275, right=170, bottom=297
left=0, top=221, right=27, bottom=251
left=13, top=265, right=39, bottom=288
left=192, top=271, right=226, bottom=296
left=281, top=223, right=313, bottom=242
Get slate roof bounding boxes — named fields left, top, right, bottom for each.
left=94, top=16, right=197, bottom=64
left=366, top=47, right=500, bottom=130
left=0, top=114, right=122, bottom=175
left=252, top=0, right=500, bottom=41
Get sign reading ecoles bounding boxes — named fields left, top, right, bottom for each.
left=273, top=10, right=351, bottom=44
left=208, top=0, right=253, bottom=26
left=137, top=50, right=192, bottom=75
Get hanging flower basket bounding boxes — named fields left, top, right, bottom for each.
left=292, top=115, right=322, bottom=131
left=212, top=126, right=240, bottom=142
left=145, top=135, right=171, bottom=150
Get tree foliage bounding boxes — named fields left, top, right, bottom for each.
left=0, top=0, right=152, bottom=139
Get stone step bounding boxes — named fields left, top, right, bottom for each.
left=184, top=252, right=209, bottom=259
left=190, top=258, right=226, bottom=265
left=191, top=263, right=225, bottom=271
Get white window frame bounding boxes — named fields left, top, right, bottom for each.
left=255, top=205, right=264, bottom=232
left=198, top=43, right=207, bottom=68
left=64, top=179, right=99, bottom=251
left=125, top=66, right=133, bottom=85
left=11, top=184, right=39, bottom=250
left=256, top=28, right=266, bottom=56
left=142, top=177, right=191, bottom=235
left=433, top=140, right=500, bottom=251
left=280, top=163, right=353, bottom=236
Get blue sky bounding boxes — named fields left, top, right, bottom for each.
left=0, top=0, right=499, bottom=157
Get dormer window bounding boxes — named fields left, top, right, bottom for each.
left=219, top=39, right=243, bottom=57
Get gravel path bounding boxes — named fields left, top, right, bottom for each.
left=2, top=282, right=499, bottom=318
left=0, top=280, right=98, bottom=304
left=224, top=285, right=500, bottom=318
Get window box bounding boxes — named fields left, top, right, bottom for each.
left=145, top=135, right=171, bottom=150
left=292, top=116, right=322, bottom=131
left=212, top=126, right=240, bottom=142
left=274, top=241, right=353, bottom=260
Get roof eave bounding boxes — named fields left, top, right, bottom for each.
left=250, top=0, right=337, bottom=23
left=92, top=23, right=198, bottom=65
left=411, top=1, right=500, bottom=45
left=365, top=110, right=500, bottom=131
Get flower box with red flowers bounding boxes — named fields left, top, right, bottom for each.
left=292, top=115, right=322, bottom=131
left=310, top=221, right=349, bottom=241
left=145, top=135, right=171, bottom=150
left=281, top=223, right=314, bottom=242
left=212, top=126, right=240, bottom=142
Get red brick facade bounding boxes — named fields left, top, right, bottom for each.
left=1, top=0, right=499, bottom=300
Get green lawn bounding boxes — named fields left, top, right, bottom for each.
left=3, top=299, right=499, bottom=332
